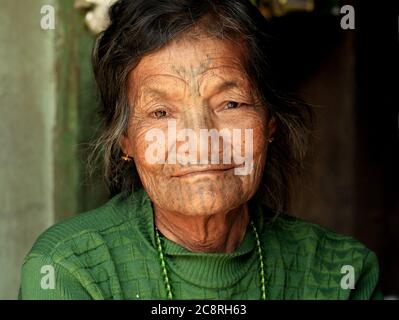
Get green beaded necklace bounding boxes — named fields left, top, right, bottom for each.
left=154, top=220, right=267, bottom=300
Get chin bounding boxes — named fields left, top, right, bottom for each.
left=167, top=181, right=245, bottom=216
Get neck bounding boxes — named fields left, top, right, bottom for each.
left=154, top=204, right=249, bottom=253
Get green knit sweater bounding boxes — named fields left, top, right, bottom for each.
left=19, top=189, right=382, bottom=300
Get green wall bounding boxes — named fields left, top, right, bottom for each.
left=0, top=0, right=107, bottom=299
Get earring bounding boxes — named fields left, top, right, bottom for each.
left=268, top=137, right=274, bottom=143
left=121, top=154, right=132, bottom=162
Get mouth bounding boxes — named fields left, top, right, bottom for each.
left=172, top=166, right=235, bottom=178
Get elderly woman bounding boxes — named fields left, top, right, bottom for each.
left=20, top=0, right=382, bottom=300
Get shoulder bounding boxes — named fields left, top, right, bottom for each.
left=22, top=189, right=149, bottom=264
left=19, top=190, right=149, bottom=299
left=264, top=214, right=382, bottom=299
left=24, top=194, right=124, bottom=261
left=266, top=213, right=374, bottom=264
left=268, top=214, right=369, bottom=253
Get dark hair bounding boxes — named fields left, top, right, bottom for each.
left=91, top=0, right=313, bottom=213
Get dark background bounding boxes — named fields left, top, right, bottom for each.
left=268, top=0, right=398, bottom=296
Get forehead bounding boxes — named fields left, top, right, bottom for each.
left=129, top=37, right=249, bottom=92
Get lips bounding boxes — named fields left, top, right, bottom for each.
left=172, top=165, right=235, bottom=177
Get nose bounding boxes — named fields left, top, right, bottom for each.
left=180, top=104, right=215, bottom=131
left=177, top=105, right=223, bottom=165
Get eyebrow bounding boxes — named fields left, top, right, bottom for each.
left=214, top=80, right=239, bottom=94
left=143, top=87, right=169, bottom=97
left=141, top=86, right=182, bottom=103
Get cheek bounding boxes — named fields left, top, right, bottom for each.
left=221, top=110, right=268, bottom=160
left=129, top=120, right=168, bottom=177
left=247, top=116, right=268, bottom=182
left=224, top=111, right=268, bottom=191
left=252, top=119, right=268, bottom=160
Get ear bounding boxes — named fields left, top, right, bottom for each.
left=268, top=116, right=277, bottom=138
left=120, top=134, right=134, bottom=158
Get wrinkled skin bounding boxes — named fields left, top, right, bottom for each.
left=121, top=35, right=275, bottom=253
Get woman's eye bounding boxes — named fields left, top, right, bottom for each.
left=153, top=110, right=168, bottom=119
left=225, top=101, right=240, bottom=109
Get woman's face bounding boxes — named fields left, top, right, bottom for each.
left=122, top=36, right=275, bottom=216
